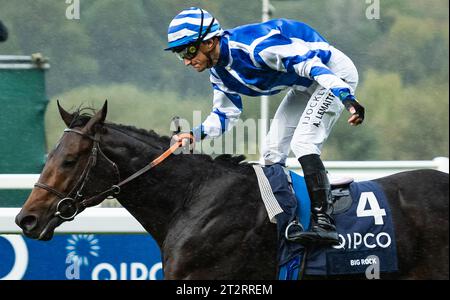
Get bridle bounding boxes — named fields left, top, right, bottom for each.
left=34, top=128, right=116, bottom=221
left=34, top=128, right=193, bottom=221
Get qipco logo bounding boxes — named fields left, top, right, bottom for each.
left=0, top=235, right=29, bottom=280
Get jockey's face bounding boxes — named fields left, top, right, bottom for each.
left=183, top=39, right=217, bottom=72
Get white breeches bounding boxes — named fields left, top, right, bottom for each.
left=262, top=46, right=359, bottom=165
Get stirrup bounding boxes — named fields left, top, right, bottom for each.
left=285, top=220, right=304, bottom=240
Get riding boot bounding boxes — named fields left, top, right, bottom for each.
left=287, top=154, right=339, bottom=246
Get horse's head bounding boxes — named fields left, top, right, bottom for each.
left=15, top=101, right=120, bottom=240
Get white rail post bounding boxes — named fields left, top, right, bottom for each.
left=433, top=157, right=449, bottom=173
left=259, top=0, right=272, bottom=154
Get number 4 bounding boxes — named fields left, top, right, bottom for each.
left=356, top=192, right=386, bottom=225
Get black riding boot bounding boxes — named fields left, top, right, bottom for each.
left=287, top=154, right=339, bottom=246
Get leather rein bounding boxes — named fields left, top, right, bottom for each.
left=34, top=128, right=193, bottom=221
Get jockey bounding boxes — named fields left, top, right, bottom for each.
left=166, top=7, right=365, bottom=246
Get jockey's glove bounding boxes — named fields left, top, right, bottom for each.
left=343, top=98, right=365, bottom=125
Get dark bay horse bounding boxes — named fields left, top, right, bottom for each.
left=15, top=102, right=449, bottom=279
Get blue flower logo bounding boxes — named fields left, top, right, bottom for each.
left=66, top=234, right=100, bottom=266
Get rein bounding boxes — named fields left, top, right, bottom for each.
left=79, top=131, right=193, bottom=207
left=34, top=128, right=194, bottom=221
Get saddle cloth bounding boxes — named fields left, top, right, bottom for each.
left=253, top=164, right=399, bottom=278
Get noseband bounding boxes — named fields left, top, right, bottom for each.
left=34, top=128, right=193, bottom=221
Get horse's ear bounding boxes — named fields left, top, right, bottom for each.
left=83, top=100, right=108, bottom=134
left=57, top=100, right=75, bottom=127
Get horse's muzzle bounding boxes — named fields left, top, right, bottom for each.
left=15, top=213, right=38, bottom=233
left=15, top=210, right=62, bottom=240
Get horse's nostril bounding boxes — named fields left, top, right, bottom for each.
left=19, top=215, right=38, bottom=232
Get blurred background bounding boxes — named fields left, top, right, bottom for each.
left=0, top=0, right=448, bottom=280
left=0, top=0, right=448, bottom=161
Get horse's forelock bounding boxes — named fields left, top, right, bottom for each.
left=67, top=106, right=97, bottom=128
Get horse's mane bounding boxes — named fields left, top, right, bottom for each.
left=106, top=123, right=171, bottom=148
left=214, top=154, right=247, bottom=166
left=67, top=105, right=249, bottom=168
left=68, top=106, right=170, bottom=146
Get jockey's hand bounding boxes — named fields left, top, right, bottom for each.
left=172, top=132, right=195, bottom=153
left=343, top=99, right=365, bottom=126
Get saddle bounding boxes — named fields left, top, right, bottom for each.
left=289, top=170, right=355, bottom=222
left=252, top=164, right=398, bottom=280
left=330, top=177, right=354, bottom=214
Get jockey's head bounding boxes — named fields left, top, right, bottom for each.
left=165, top=7, right=222, bottom=71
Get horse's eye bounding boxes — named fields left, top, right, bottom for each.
left=62, top=158, right=78, bottom=168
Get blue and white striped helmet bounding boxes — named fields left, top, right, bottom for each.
left=165, top=7, right=223, bottom=51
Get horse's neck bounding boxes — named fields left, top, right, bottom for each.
left=101, top=130, right=195, bottom=246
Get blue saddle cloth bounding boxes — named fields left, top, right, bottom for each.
left=261, top=165, right=399, bottom=279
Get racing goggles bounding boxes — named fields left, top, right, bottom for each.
left=175, top=44, right=201, bottom=61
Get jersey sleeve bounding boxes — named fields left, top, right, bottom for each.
left=192, top=71, right=243, bottom=140
left=295, top=56, right=356, bottom=101
left=256, top=34, right=356, bottom=101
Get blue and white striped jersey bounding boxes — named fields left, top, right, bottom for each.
left=194, top=19, right=355, bottom=139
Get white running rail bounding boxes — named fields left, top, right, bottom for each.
left=1, top=157, right=447, bottom=233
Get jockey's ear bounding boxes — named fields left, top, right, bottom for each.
left=204, top=38, right=216, bottom=51
left=83, top=100, right=108, bottom=134
left=57, top=100, right=76, bottom=127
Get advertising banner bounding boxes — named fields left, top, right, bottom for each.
left=0, top=234, right=163, bottom=280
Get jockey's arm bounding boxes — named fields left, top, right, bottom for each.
left=192, top=77, right=242, bottom=141
left=295, top=56, right=365, bottom=125
left=259, top=44, right=365, bottom=126
left=192, top=89, right=242, bottom=140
